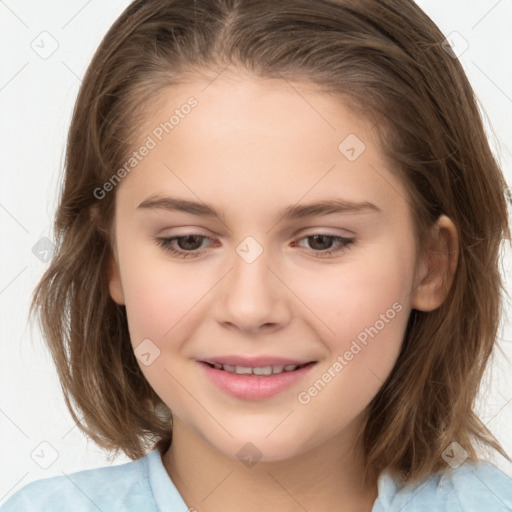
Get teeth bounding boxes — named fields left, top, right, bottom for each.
left=235, top=366, right=253, bottom=375
left=211, top=363, right=304, bottom=375
left=253, top=366, right=273, bottom=375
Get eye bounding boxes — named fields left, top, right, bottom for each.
left=156, top=235, right=217, bottom=259
left=156, top=233, right=355, bottom=259
left=292, top=234, right=355, bottom=258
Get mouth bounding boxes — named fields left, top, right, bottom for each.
left=201, top=361, right=315, bottom=376
left=198, top=359, right=318, bottom=400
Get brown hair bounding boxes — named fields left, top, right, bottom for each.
left=29, top=0, right=511, bottom=485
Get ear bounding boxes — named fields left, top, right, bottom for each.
left=107, top=251, right=126, bottom=305
left=411, top=215, right=459, bottom=312
left=90, top=204, right=126, bottom=306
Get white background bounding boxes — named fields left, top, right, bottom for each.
left=1, top=0, right=511, bottom=504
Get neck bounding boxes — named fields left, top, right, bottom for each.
left=161, top=414, right=378, bottom=512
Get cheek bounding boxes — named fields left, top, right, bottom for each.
left=293, top=242, right=414, bottom=346
left=118, top=255, right=208, bottom=402
left=118, top=246, right=207, bottom=347
left=292, top=243, right=413, bottom=413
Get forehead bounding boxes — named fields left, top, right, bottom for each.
left=137, top=69, right=374, bottom=157
left=118, top=71, right=411, bottom=223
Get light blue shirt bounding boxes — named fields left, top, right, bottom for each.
left=1, top=449, right=511, bottom=511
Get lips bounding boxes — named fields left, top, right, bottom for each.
left=197, top=356, right=318, bottom=400
left=199, top=355, right=315, bottom=367
left=203, top=361, right=313, bottom=375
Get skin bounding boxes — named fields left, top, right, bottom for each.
left=107, top=68, right=458, bottom=512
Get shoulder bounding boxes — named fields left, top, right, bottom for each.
left=0, top=452, right=157, bottom=512
left=374, top=460, right=512, bottom=511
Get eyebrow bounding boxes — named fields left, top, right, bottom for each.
left=136, top=194, right=382, bottom=222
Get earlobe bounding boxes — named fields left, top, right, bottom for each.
left=107, top=252, right=125, bottom=305
left=411, top=215, right=459, bottom=312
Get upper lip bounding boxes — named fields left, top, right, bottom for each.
left=199, top=356, right=316, bottom=367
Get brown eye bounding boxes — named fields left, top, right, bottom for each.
left=175, top=235, right=205, bottom=251
left=306, top=235, right=336, bottom=251
left=156, top=234, right=214, bottom=258
left=294, top=234, right=355, bottom=258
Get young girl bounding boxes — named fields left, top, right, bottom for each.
left=2, top=0, right=512, bottom=510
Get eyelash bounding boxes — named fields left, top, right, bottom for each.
left=155, top=233, right=355, bottom=259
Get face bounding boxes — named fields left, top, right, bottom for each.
left=107, top=70, right=432, bottom=462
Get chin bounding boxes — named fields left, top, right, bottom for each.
left=212, top=429, right=311, bottom=465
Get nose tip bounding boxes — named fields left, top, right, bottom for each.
left=215, top=243, right=291, bottom=333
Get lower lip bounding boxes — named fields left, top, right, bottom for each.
left=198, top=362, right=316, bottom=401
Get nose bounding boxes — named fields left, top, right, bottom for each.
left=215, top=243, right=292, bottom=334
